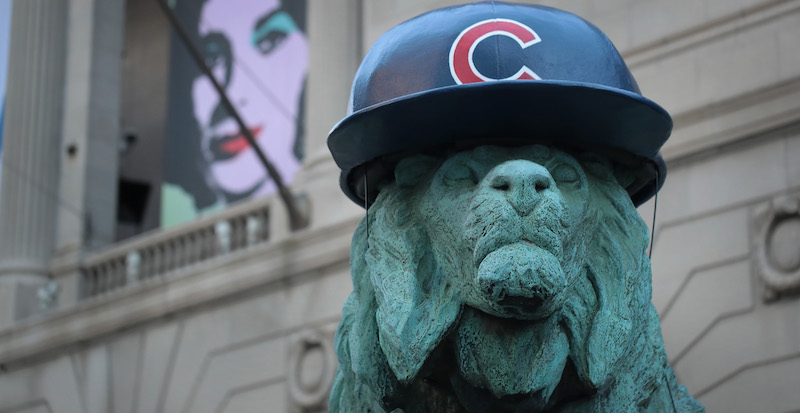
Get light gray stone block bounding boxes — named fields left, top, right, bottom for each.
left=161, top=290, right=288, bottom=412
left=686, top=139, right=788, bottom=212
left=630, top=0, right=707, bottom=47
left=778, top=12, right=800, bottom=79
left=284, top=269, right=352, bottom=327
left=652, top=208, right=750, bottom=312
left=220, top=382, right=287, bottom=413
left=84, top=344, right=110, bottom=413
left=185, top=337, right=286, bottom=413
left=161, top=316, right=237, bottom=412
left=631, top=4, right=800, bottom=121
left=110, top=332, right=143, bottom=413
left=137, top=322, right=182, bottom=413
left=674, top=300, right=800, bottom=394
left=577, top=5, right=632, bottom=51
left=633, top=56, right=699, bottom=119
left=660, top=260, right=753, bottom=360
left=705, top=0, right=764, bottom=20
left=787, top=133, right=800, bottom=188
left=0, top=356, right=84, bottom=413
left=697, top=356, right=800, bottom=412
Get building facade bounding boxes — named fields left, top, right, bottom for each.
left=0, top=0, right=798, bottom=412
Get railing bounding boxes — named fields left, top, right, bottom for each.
left=79, top=198, right=272, bottom=299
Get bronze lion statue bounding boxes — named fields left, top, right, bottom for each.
left=329, top=145, right=703, bottom=412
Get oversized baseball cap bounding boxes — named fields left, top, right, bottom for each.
left=328, top=1, right=671, bottom=207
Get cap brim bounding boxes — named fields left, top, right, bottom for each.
left=328, top=80, right=670, bottom=207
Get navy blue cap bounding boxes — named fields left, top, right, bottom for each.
left=328, top=2, right=671, bottom=207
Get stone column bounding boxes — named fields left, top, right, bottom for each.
left=0, top=0, right=69, bottom=328
left=51, top=0, right=125, bottom=308
left=56, top=0, right=124, bottom=254
left=304, top=0, right=363, bottom=160
left=293, top=0, right=365, bottom=230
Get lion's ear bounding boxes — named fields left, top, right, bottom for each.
left=342, top=219, right=402, bottom=405
left=582, top=225, right=637, bottom=388
left=568, top=266, right=633, bottom=390
left=365, top=187, right=461, bottom=383
left=587, top=309, right=632, bottom=386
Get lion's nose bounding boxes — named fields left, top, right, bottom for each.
left=487, top=160, right=553, bottom=216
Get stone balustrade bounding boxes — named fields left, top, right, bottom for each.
left=78, top=197, right=271, bottom=299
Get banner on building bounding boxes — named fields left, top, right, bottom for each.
left=162, top=0, right=307, bottom=227
left=0, top=0, right=13, bottom=187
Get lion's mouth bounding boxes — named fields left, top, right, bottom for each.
left=475, top=238, right=549, bottom=268
left=471, top=238, right=568, bottom=321
left=473, top=224, right=562, bottom=268
left=495, top=294, right=546, bottom=316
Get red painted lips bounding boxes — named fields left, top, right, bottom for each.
left=210, top=125, right=264, bottom=160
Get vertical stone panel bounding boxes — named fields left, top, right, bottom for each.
left=110, top=332, right=144, bottom=413
left=84, top=345, right=111, bottom=413
left=136, top=322, right=183, bottom=413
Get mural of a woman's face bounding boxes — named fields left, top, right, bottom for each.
left=192, top=0, right=308, bottom=200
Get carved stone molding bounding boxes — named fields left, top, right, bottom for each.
left=754, top=195, right=800, bottom=301
left=0, top=216, right=357, bottom=366
left=287, top=328, right=337, bottom=411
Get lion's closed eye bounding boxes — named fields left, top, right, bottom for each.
left=551, top=163, right=579, bottom=184
left=442, top=163, right=479, bottom=186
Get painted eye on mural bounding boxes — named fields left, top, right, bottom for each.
left=252, top=10, right=298, bottom=55
left=201, top=32, right=233, bottom=86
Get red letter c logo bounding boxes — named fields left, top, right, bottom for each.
left=449, top=18, right=542, bottom=85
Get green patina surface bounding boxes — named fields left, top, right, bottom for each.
left=330, top=145, right=704, bottom=412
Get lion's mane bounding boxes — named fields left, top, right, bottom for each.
left=330, top=147, right=703, bottom=413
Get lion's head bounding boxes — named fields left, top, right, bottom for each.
left=330, top=145, right=702, bottom=413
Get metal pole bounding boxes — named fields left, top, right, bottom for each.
left=154, top=0, right=308, bottom=230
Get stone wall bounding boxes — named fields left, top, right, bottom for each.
left=0, top=215, right=357, bottom=413
left=655, top=127, right=800, bottom=411
left=0, top=0, right=798, bottom=412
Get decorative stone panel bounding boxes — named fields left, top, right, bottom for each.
left=753, top=195, right=800, bottom=301
left=287, top=327, right=337, bottom=412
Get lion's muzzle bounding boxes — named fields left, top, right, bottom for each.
left=476, top=241, right=568, bottom=319
left=469, top=159, right=570, bottom=320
